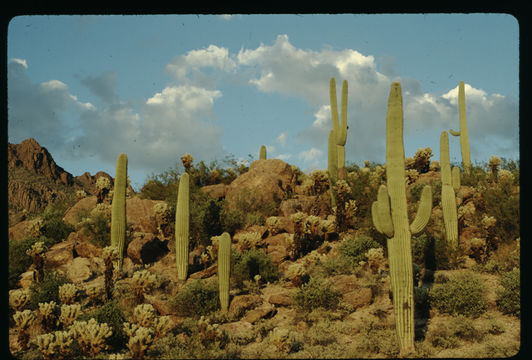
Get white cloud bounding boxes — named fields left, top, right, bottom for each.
left=10, top=58, right=27, bottom=68
left=276, top=132, right=287, bottom=145
left=275, top=153, right=292, bottom=161
left=166, top=45, right=237, bottom=81
left=298, top=147, right=323, bottom=163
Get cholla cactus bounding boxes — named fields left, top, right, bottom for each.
left=53, top=331, right=73, bottom=357
left=153, top=202, right=172, bottom=237
left=58, top=283, right=78, bottom=305
left=488, top=155, right=502, bottom=181
left=59, top=304, right=82, bottom=327
left=28, top=218, right=45, bottom=238
left=405, top=168, right=419, bottom=185
left=102, top=246, right=118, bottom=300
left=26, top=240, right=45, bottom=257
left=96, top=176, right=112, bottom=203
left=429, top=160, right=440, bottom=172
left=31, top=333, right=57, bottom=360
left=481, top=215, right=497, bottom=230
left=125, top=324, right=154, bottom=360
left=236, top=232, right=262, bottom=252
left=333, top=179, right=352, bottom=233
left=91, top=203, right=112, bottom=219
left=132, top=304, right=157, bottom=328
left=69, top=318, right=112, bottom=355
left=266, top=216, right=281, bottom=236
left=206, top=245, right=216, bottom=262
left=85, top=283, right=104, bottom=306
left=108, top=353, right=127, bottom=360
left=153, top=316, right=174, bottom=338
left=498, top=169, right=514, bottom=184
left=131, top=270, right=159, bottom=304
left=270, top=327, right=304, bottom=353
left=38, top=301, right=57, bottom=331
left=310, top=170, right=329, bottom=195
left=408, top=147, right=433, bottom=173
left=26, top=241, right=46, bottom=283
left=76, top=190, right=88, bottom=201
left=180, top=153, right=194, bottom=173
left=9, top=288, right=31, bottom=311
left=304, top=215, right=322, bottom=238
left=13, top=310, right=37, bottom=349
left=365, top=247, right=385, bottom=274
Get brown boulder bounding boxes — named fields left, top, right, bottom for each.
left=200, top=183, right=228, bottom=199
left=66, top=257, right=93, bottom=283
left=8, top=219, right=33, bottom=241
left=331, top=274, right=359, bottom=295
left=279, top=195, right=315, bottom=217
left=268, top=293, right=293, bottom=306
left=229, top=294, right=262, bottom=317
left=126, top=197, right=163, bottom=233
left=243, top=302, right=277, bottom=324
left=225, top=159, right=296, bottom=210
left=127, top=233, right=169, bottom=265
left=67, top=230, right=102, bottom=258
left=62, top=196, right=98, bottom=226
left=343, top=287, right=373, bottom=309
left=45, top=240, right=76, bottom=268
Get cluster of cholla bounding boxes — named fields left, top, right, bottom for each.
left=265, top=216, right=281, bottom=236
left=70, top=318, right=113, bottom=354
left=28, top=218, right=45, bottom=238
left=123, top=303, right=174, bottom=360
left=58, top=283, right=78, bottom=305
left=31, top=330, right=72, bottom=360
left=13, top=309, right=37, bottom=349
left=368, top=165, right=386, bottom=187
left=130, top=270, right=160, bottom=304
left=95, top=176, right=112, bottom=203
left=153, top=202, right=172, bottom=237
left=90, top=203, right=112, bottom=219
left=197, top=315, right=227, bottom=348
left=58, top=304, right=82, bottom=327
left=9, top=288, right=31, bottom=311
left=75, top=189, right=88, bottom=200
left=406, top=147, right=433, bottom=173
left=235, top=231, right=262, bottom=252
left=85, top=283, right=104, bottom=306
left=38, top=301, right=57, bottom=332
left=26, top=241, right=46, bottom=282
left=269, top=327, right=303, bottom=353
left=361, top=247, right=386, bottom=274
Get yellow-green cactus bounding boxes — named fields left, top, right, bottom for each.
left=449, top=81, right=471, bottom=174
left=440, top=131, right=459, bottom=250
left=371, top=82, right=432, bottom=354
left=110, top=153, right=128, bottom=272
left=218, top=232, right=231, bottom=312
left=175, top=172, right=190, bottom=281
left=330, top=77, right=348, bottom=179
left=259, top=145, right=267, bottom=160
left=328, top=129, right=338, bottom=208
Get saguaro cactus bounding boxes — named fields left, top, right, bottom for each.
left=110, top=153, right=128, bottom=272
left=327, top=129, right=338, bottom=208
left=175, top=172, right=190, bottom=281
left=449, top=81, right=471, bottom=175
left=259, top=145, right=267, bottom=160
left=218, top=232, right=231, bottom=312
left=371, top=82, right=432, bottom=354
left=330, top=77, right=348, bottom=180
left=440, top=131, right=459, bottom=250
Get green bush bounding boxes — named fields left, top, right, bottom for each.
left=338, top=235, right=382, bottom=267
left=429, top=272, right=487, bottom=317
left=8, top=237, right=35, bottom=289
left=41, top=217, right=74, bottom=243
left=293, top=277, right=341, bottom=312
left=27, top=271, right=70, bottom=310
left=231, top=248, right=279, bottom=288
left=496, top=268, right=520, bottom=317
left=82, top=212, right=111, bottom=247
left=170, top=279, right=220, bottom=318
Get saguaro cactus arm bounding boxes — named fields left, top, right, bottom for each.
left=371, top=185, right=394, bottom=237
left=452, top=166, right=461, bottom=193
left=449, top=81, right=471, bottom=174
left=449, top=129, right=461, bottom=136
left=409, top=185, right=432, bottom=235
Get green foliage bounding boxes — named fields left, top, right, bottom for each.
left=231, top=248, right=279, bottom=288
left=41, top=202, right=74, bottom=243
left=27, top=271, right=70, bottom=310
left=496, top=268, right=520, bottom=317
left=293, top=277, right=341, bottom=311
left=8, top=237, right=35, bottom=289
left=352, top=317, right=400, bottom=357
left=170, top=279, right=220, bottom=318
left=429, top=272, right=488, bottom=317
left=83, top=211, right=111, bottom=247
left=338, top=234, right=382, bottom=267
left=78, top=300, right=127, bottom=351
left=425, top=315, right=486, bottom=349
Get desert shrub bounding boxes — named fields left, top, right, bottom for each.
left=8, top=237, right=36, bottom=289
left=170, top=279, right=219, bottom=318
left=429, top=272, right=487, bottom=317
left=425, top=315, right=485, bottom=349
left=338, top=234, right=382, bottom=268
left=41, top=217, right=74, bottom=244
left=28, top=271, right=70, bottom=310
left=496, top=268, right=520, bottom=317
left=354, top=317, right=400, bottom=357
left=293, top=276, right=341, bottom=312
left=78, top=300, right=127, bottom=351
left=231, top=248, right=279, bottom=288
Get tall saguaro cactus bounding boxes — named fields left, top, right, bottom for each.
left=259, top=145, right=267, bottom=160
left=449, top=81, right=471, bottom=175
left=327, top=129, right=338, bottom=208
left=371, top=82, right=432, bottom=354
left=175, top=172, right=190, bottom=281
left=440, top=131, right=459, bottom=250
left=218, top=232, right=231, bottom=312
left=330, top=77, right=348, bottom=180
left=110, top=153, right=128, bottom=272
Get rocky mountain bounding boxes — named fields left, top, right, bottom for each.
left=7, top=138, right=113, bottom=224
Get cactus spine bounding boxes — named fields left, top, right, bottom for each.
left=449, top=81, right=471, bottom=175
left=259, top=145, right=267, bottom=160
left=330, top=77, right=348, bottom=180
left=218, top=232, right=231, bottom=312
left=440, top=131, right=459, bottom=250
left=175, top=172, right=190, bottom=281
left=110, top=153, right=128, bottom=272
left=371, top=82, right=432, bottom=354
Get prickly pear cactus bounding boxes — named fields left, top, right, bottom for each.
left=371, top=82, right=432, bottom=354
left=175, top=172, right=190, bottom=281
left=110, top=153, right=127, bottom=272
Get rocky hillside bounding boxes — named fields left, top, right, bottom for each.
left=8, top=138, right=116, bottom=225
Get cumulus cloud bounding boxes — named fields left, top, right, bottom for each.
left=276, top=132, right=287, bottom=146
left=80, top=70, right=119, bottom=104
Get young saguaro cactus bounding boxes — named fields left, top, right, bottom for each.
left=175, top=172, right=190, bottom=281
left=330, top=77, right=349, bottom=180
left=110, top=153, right=128, bottom=272
left=371, top=82, right=432, bottom=354
left=449, top=81, right=472, bottom=175
left=259, top=145, right=267, bottom=160
left=218, top=232, right=231, bottom=312
left=440, top=131, right=459, bottom=250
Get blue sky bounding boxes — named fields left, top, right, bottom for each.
left=7, top=14, right=519, bottom=190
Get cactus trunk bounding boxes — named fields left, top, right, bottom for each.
left=328, top=129, right=338, bottom=208
left=218, top=232, right=231, bottom=312
left=110, top=153, right=128, bottom=272
left=259, top=145, right=267, bottom=160
left=440, top=131, right=459, bottom=250
left=371, top=82, right=432, bottom=355
left=330, top=77, right=348, bottom=180
left=175, top=172, right=190, bottom=281
left=450, top=81, right=471, bottom=174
